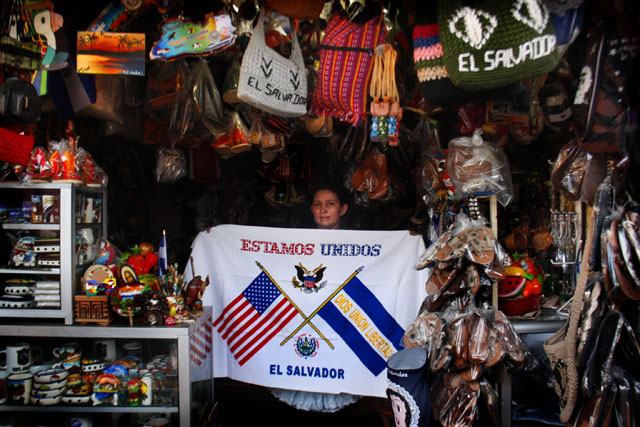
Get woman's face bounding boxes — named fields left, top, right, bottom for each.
left=311, top=189, right=348, bottom=230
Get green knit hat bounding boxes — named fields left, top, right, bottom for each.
left=437, top=0, right=559, bottom=91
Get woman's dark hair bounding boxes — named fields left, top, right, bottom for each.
left=309, top=182, right=349, bottom=206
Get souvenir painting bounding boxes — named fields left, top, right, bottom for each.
left=109, top=282, right=145, bottom=317
left=149, top=12, right=236, bottom=60
left=77, top=31, right=145, bottom=76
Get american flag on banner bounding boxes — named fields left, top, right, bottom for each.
left=190, top=319, right=213, bottom=366
left=213, top=270, right=299, bottom=366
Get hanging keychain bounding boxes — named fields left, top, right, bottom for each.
left=369, top=47, right=386, bottom=141
left=385, top=44, right=402, bottom=146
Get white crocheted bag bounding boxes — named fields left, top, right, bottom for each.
left=237, top=12, right=307, bottom=117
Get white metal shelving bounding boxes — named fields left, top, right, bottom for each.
left=0, top=181, right=107, bottom=324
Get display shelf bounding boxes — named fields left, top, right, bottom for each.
left=0, top=267, right=60, bottom=274
left=0, top=308, right=69, bottom=319
left=0, top=181, right=107, bottom=324
left=1, top=223, right=60, bottom=231
left=0, top=307, right=213, bottom=427
left=0, top=405, right=179, bottom=413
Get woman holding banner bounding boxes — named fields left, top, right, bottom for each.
left=269, top=183, right=361, bottom=413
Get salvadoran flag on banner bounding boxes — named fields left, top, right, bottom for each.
left=184, top=224, right=428, bottom=397
left=316, top=275, right=406, bottom=376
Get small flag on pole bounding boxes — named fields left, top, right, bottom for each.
left=158, top=229, right=168, bottom=280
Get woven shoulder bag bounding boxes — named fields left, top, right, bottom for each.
left=237, top=12, right=307, bottom=117
left=310, top=13, right=386, bottom=126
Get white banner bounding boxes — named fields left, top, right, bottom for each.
left=184, top=225, right=427, bottom=397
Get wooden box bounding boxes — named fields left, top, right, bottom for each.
left=74, top=295, right=112, bottom=325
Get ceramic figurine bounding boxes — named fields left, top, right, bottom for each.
left=127, top=377, right=147, bottom=406
left=91, top=373, right=119, bottom=406
left=183, top=275, right=209, bottom=311
left=140, top=290, right=169, bottom=326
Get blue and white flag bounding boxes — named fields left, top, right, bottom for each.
left=184, top=225, right=427, bottom=397
left=316, top=274, right=406, bottom=376
left=158, top=230, right=168, bottom=280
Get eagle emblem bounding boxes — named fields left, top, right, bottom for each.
left=292, top=263, right=327, bottom=293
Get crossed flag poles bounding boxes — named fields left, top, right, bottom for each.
left=214, top=261, right=370, bottom=366
left=279, top=265, right=364, bottom=347
left=255, top=262, right=337, bottom=350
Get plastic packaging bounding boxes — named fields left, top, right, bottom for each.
left=145, top=60, right=193, bottom=145
left=431, top=371, right=480, bottom=427
left=76, top=147, right=108, bottom=187
left=228, top=111, right=250, bottom=154
left=48, top=139, right=81, bottom=182
left=248, top=115, right=264, bottom=145
left=191, top=58, right=225, bottom=137
left=551, top=138, right=587, bottom=201
left=446, top=129, right=513, bottom=206
left=22, top=146, right=52, bottom=182
left=155, top=147, right=187, bottom=183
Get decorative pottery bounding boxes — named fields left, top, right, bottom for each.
left=499, top=293, right=543, bottom=317
left=34, top=368, right=68, bottom=384
left=4, top=285, right=34, bottom=295
left=31, top=394, right=62, bottom=405
left=82, top=264, right=115, bottom=295
left=0, top=295, right=34, bottom=308
left=31, top=386, right=64, bottom=399
left=109, top=283, right=145, bottom=317
left=91, top=373, right=119, bottom=406
left=61, top=393, right=91, bottom=404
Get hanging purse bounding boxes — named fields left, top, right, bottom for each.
left=572, top=18, right=639, bottom=154
left=311, top=13, right=386, bottom=126
left=237, top=11, right=307, bottom=118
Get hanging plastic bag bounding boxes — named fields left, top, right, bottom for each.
left=155, top=147, right=187, bottom=183
left=191, top=58, right=225, bottom=137
left=145, top=60, right=194, bottom=145
left=248, top=114, right=264, bottom=145
left=228, top=111, right=250, bottom=154
left=446, top=129, right=513, bottom=207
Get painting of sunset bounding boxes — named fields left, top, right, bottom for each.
left=77, top=31, right=145, bottom=76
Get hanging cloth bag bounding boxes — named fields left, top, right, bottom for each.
left=237, top=12, right=307, bottom=117
left=437, top=0, right=559, bottom=91
left=310, top=13, right=386, bottom=126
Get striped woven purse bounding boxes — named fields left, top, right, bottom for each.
left=310, top=13, right=386, bottom=126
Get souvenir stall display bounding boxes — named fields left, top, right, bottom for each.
left=0, top=0, right=639, bottom=426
